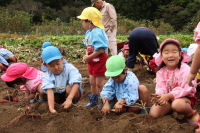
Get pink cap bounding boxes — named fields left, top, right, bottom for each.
left=1, top=62, right=37, bottom=82
left=154, top=38, right=191, bottom=66
left=123, top=44, right=129, bottom=50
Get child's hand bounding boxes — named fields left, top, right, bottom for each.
left=62, top=98, right=72, bottom=110
left=49, top=108, right=57, bottom=114
left=187, top=72, right=197, bottom=87
left=114, top=99, right=125, bottom=113
left=151, top=94, right=161, bottom=105
left=101, top=102, right=110, bottom=114
left=83, top=55, right=91, bottom=62
left=157, top=94, right=173, bottom=106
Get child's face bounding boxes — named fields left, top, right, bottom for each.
left=46, top=58, right=64, bottom=75
left=123, top=49, right=129, bottom=58
left=82, top=20, right=90, bottom=30
left=161, top=43, right=181, bottom=70
left=111, top=71, right=127, bottom=83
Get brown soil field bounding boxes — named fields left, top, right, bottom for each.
left=0, top=60, right=198, bottom=133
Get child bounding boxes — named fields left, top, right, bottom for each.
left=150, top=38, right=199, bottom=126
left=77, top=7, right=108, bottom=107
left=1, top=62, right=44, bottom=102
left=0, top=47, right=17, bottom=71
left=118, top=44, right=129, bottom=61
left=41, top=46, right=83, bottom=113
left=100, top=55, right=149, bottom=114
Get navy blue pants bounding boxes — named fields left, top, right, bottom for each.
left=127, top=27, right=158, bottom=68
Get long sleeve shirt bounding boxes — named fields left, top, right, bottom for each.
left=100, top=71, right=139, bottom=105
left=100, top=1, right=117, bottom=40
left=156, top=63, right=196, bottom=99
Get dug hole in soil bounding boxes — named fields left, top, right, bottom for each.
left=0, top=60, right=197, bottom=133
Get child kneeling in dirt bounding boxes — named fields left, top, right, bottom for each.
left=41, top=46, right=83, bottom=114
left=0, top=47, right=17, bottom=72
left=1, top=62, right=44, bottom=102
left=100, top=55, right=149, bottom=114
left=150, top=39, right=200, bottom=127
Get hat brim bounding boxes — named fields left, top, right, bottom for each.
left=44, top=56, right=62, bottom=64
left=105, top=69, right=123, bottom=77
left=77, top=15, right=87, bottom=20
left=1, top=74, right=19, bottom=82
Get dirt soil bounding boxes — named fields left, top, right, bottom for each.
left=0, top=60, right=198, bottom=133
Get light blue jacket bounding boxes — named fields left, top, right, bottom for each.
left=41, top=61, right=83, bottom=94
left=100, top=71, right=139, bottom=105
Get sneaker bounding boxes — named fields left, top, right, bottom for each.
left=85, top=94, right=98, bottom=107
left=188, top=110, right=200, bottom=127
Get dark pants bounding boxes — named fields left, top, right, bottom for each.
left=127, top=27, right=158, bottom=68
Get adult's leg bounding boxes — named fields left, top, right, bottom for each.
left=127, top=30, right=139, bottom=69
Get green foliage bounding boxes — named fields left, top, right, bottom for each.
left=0, top=7, right=33, bottom=33
left=0, top=34, right=194, bottom=64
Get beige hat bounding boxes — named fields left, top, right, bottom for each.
left=91, top=0, right=98, bottom=6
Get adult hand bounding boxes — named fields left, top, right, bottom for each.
left=62, top=98, right=72, bottom=110
left=187, top=72, right=196, bottom=87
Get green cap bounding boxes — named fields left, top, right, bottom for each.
left=105, top=55, right=126, bottom=77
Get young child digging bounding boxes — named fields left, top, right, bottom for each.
left=0, top=47, right=17, bottom=72
left=100, top=55, right=149, bottom=114
left=1, top=62, right=44, bottom=102
left=77, top=7, right=108, bottom=107
left=41, top=46, right=83, bottom=114
left=150, top=39, right=199, bottom=127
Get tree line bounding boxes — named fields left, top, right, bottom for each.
left=0, top=0, right=200, bottom=32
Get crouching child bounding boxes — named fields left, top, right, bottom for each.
left=41, top=46, right=83, bottom=114
left=100, top=55, right=149, bottom=114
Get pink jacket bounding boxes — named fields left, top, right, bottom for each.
left=156, top=63, right=196, bottom=99
left=194, top=22, right=200, bottom=44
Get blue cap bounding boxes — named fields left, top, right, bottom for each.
left=42, top=42, right=51, bottom=50
left=182, top=48, right=188, bottom=53
left=42, top=46, right=62, bottom=64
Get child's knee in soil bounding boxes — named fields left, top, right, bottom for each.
left=171, top=98, right=192, bottom=114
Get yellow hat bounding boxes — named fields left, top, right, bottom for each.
left=77, top=7, right=104, bottom=29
